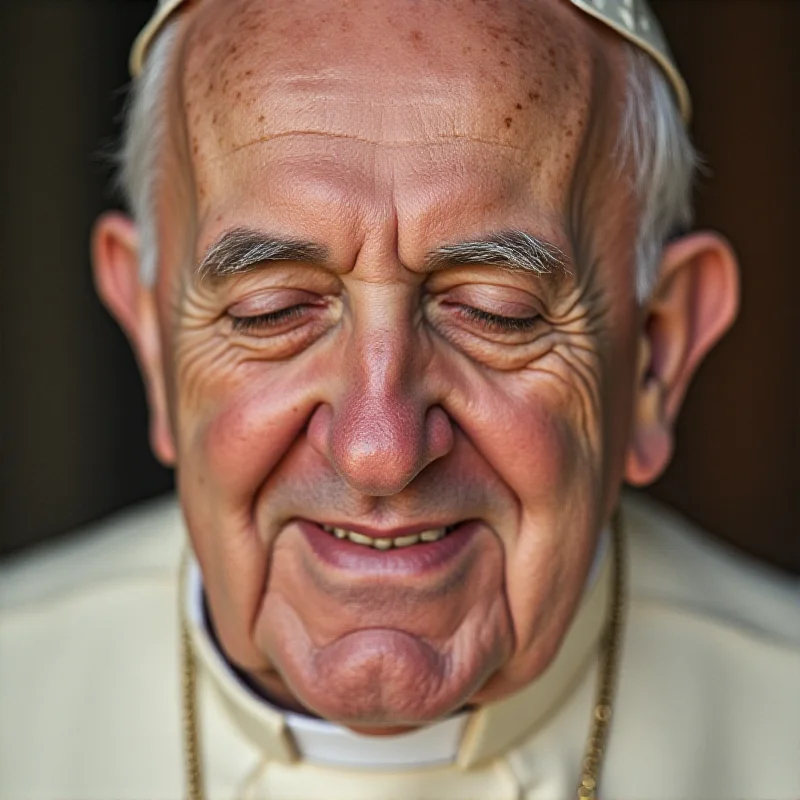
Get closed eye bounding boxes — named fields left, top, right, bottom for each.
left=456, top=305, right=539, bottom=332
left=230, top=305, right=307, bottom=333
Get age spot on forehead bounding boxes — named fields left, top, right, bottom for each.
left=179, top=0, right=612, bottom=214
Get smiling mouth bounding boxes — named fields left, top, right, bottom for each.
left=319, top=524, right=461, bottom=550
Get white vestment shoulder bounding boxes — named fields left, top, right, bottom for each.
left=1, top=493, right=798, bottom=799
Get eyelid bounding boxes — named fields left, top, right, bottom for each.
left=228, top=288, right=321, bottom=318
left=437, top=284, right=541, bottom=319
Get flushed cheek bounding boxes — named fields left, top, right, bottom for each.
left=432, top=359, right=605, bottom=697
left=511, top=402, right=580, bottom=498
left=179, top=357, right=318, bottom=497
left=495, top=385, right=603, bottom=654
left=503, top=397, right=603, bottom=543
left=471, top=455, right=599, bottom=703
left=472, top=549, right=585, bottom=704
left=494, top=409, right=604, bottom=694
left=504, top=497, right=598, bottom=657
left=173, top=358, right=326, bottom=670
left=452, top=373, right=587, bottom=508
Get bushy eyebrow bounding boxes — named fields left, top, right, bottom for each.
left=197, top=227, right=328, bottom=280
left=197, top=227, right=568, bottom=282
left=424, top=230, right=568, bottom=277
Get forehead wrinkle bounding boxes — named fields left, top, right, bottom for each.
left=204, top=75, right=534, bottom=157
left=224, top=129, right=526, bottom=158
left=181, top=0, right=607, bottom=260
left=181, top=0, right=590, bottom=164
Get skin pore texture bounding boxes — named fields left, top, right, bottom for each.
left=93, top=0, right=739, bottom=733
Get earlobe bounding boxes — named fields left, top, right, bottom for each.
left=91, top=212, right=176, bottom=466
left=624, top=231, right=739, bottom=486
left=624, top=372, right=672, bottom=486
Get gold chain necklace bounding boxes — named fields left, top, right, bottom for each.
left=179, top=511, right=626, bottom=800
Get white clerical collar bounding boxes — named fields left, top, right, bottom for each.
left=185, top=526, right=610, bottom=770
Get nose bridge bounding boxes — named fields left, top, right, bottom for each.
left=355, top=320, right=412, bottom=402
left=343, top=227, right=423, bottom=409
left=332, top=307, right=427, bottom=493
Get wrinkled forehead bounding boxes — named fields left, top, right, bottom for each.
left=178, top=0, right=623, bottom=226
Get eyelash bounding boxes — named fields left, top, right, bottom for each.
left=230, top=305, right=306, bottom=332
left=458, top=305, right=539, bottom=332
left=229, top=303, right=536, bottom=335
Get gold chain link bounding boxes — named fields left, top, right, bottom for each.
left=577, top=509, right=626, bottom=800
left=179, top=556, right=205, bottom=800
left=179, top=511, right=626, bottom=800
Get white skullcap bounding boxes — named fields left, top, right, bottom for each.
left=129, top=0, right=690, bottom=122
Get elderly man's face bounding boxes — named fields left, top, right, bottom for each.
left=94, top=0, right=736, bottom=728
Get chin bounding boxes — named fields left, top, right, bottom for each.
left=266, top=627, right=506, bottom=728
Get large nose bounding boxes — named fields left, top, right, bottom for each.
left=307, top=321, right=454, bottom=496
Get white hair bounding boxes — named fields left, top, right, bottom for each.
left=620, top=47, right=698, bottom=300
left=116, top=21, right=180, bottom=286
left=117, top=26, right=697, bottom=303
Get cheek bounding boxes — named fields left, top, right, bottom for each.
left=437, top=353, right=609, bottom=693
left=178, top=356, right=318, bottom=499
left=505, top=400, right=579, bottom=499
left=451, top=369, right=592, bottom=507
left=201, top=385, right=297, bottom=491
left=173, top=358, right=326, bottom=670
left=470, top=395, right=602, bottom=694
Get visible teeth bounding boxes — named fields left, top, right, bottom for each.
left=322, top=525, right=451, bottom=549
left=346, top=531, right=375, bottom=546
left=393, top=534, right=421, bottom=548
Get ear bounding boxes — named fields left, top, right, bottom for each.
left=92, top=212, right=176, bottom=466
left=625, top=231, right=739, bottom=486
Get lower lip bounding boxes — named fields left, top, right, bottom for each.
left=298, top=520, right=480, bottom=575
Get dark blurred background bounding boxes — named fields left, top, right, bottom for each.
left=0, top=1, right=797, bottom=573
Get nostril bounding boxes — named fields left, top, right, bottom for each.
left=306, top=403, right=334, bottom=458
left=426, top=405, right=455, bottom=462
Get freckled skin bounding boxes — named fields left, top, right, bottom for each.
left=151, top=0, right=641, bottom=729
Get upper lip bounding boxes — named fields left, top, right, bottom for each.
left=308, top=520, right=461, bottom=538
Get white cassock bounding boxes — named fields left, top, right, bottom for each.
left=1, top=493, right=798, bottom=799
